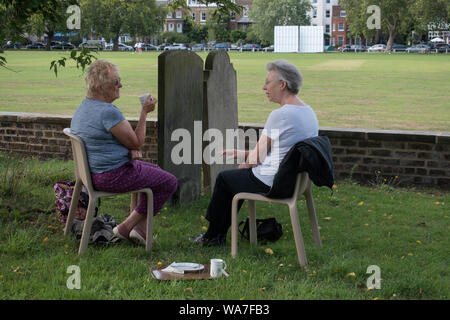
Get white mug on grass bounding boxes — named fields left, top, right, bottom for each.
left=210, top=258, right=228, bottom=278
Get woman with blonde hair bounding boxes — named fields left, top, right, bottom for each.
left=71, top=59, right=178, bottom=245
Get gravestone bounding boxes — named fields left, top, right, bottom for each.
left=158, top=50, right=204, bottom=204
left=203, top=50, right=239, bottom=190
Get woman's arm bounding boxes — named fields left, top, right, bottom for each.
left=239, top=133, right=272, bottom=169
left=109, top=96, right=157, bottom=150
left=221, top=133, right=272, bottom=168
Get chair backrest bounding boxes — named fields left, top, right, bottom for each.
left=63, top=128, right=95, bottom=191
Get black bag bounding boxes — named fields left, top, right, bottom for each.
left=239, top=217, right=283, bottom=243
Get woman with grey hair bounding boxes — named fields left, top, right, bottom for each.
left=71, top=59, right=178, bottom=246
left=192, top=59, right=319, bottom=246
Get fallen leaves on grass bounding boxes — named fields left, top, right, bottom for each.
left=308, top=271, right=317, bottom=277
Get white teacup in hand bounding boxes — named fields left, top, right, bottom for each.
left=139, top=93, right=150, bottom=106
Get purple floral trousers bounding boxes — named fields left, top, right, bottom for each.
left=91, top=160, right=178, bottom=216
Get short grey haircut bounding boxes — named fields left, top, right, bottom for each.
left=266, top=59, right=303, bottom=94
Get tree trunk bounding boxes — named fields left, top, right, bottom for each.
left=113, top=35, right=119, bottom=51
left=46, top=31, right=54, bottom=51
left=386, top=27, right=396, bottom=53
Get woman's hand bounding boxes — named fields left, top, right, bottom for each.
left=220, top=149, right=247, bottom=162
left=130, top=149, right=142, bottom=160
left=142, top=94, right=157, bottom=113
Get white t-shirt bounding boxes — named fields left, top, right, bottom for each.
left=252, top=104, right=319, bottom=187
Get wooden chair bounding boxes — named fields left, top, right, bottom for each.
left=63, top=128, right=154, bottom=256
left=231, top=172, right=322, bottom=267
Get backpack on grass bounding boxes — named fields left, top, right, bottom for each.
left=239, top=217, right=283, bottom=243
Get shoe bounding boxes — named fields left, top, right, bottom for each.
left=190, top=233, right=226, bottom=247
left=113, top=225, right=129, bottom=241
left=129, top=229, right=146, bottom=246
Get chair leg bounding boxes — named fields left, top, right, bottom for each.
left=78, top=196, right=97, bottom=256
left=65, top=180, right=82, bottom=236
left=248, top=200, right=257, bottom=245
left=288, top=203, right=308, bottom=267
left=305, top=187, right=322, bottom=247
left=130, top=193, right=138, bottom=211
left=145, top=190, right=154, bottom=251
left=231, top=197, right=239, bottom=258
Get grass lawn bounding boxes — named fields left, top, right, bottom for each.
left=0, top=153, right=448, bottom=300
left=0, top=50, right=449, bottom=132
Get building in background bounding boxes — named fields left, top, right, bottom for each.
left=309, top=0, right=339, bottom=46
left=159, top=0, right=253, bottom=33
left=428, top=22, right=450, bottom=44
left=330, top=4, right=348, bottom=47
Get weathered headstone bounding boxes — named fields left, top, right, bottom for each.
left=158, top=50, right=204, bottom=204
left=203, top=50, right=239, bottom=190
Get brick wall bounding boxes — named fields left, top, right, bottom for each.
left=0, top=112, right=158, bottom=163
left=1, top=112, right=449, bottom=189
left=319, top=127, right=450, bottom=189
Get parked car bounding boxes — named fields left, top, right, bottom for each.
left=51, top=42, right=75, bottom=50
left=230, top=44, right=239, bottom=51
left=406, top=44, right=430, bottom=54
left=392, top=44, right=408, bottom=52
left=141, top=43, right=157, bottom=51
left=338, top=44, right=351, bottom=52
left=117, top=43, right=133, bottom=51
left=26, top=42, right=45, bottom=49
left=367, top=44, right=386, bottom=52
left=349, top=45, right=367, bottom=52
left=207, top=41, right=216, bottom=49
left=164, top=43, right=191, bottom=51
left=3, top=41, right=22, bottom=49
left=212, top=43, right=230, bottom=50
left=192, top=43, right=207, bottom=51
left=262, top=45, right=274, bottom=52
left=156, top=43, right=170, bottom=51
left=79, top=42, right=102, bottom=50
left=434, top=43, right=450, bottom=53
left=241, top=43, right=261, bottom=51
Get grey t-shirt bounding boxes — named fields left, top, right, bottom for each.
left=252, top=104, right=319, bottom=187
left=70, top=98, right=129, bottom=173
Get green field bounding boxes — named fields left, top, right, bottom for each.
left=0, top=50, right=449, bottom=132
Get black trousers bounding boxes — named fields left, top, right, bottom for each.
left=205, top=168, right=271, bottom=238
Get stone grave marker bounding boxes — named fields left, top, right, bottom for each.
left=158, top=50, right=204, bottom=204
left=203, top=50, right=239, bottom=190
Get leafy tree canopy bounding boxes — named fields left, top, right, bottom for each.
left=249, top=0, right=312, bottom=44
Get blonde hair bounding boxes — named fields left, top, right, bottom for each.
left=85, top=59, right=118, bottom=98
